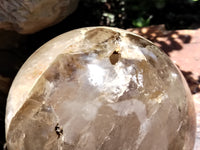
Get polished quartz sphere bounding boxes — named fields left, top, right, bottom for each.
left=5, top=27, right=196, bottom=150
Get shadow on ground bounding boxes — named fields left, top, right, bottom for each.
left=128, top=24, right=192, bottom=53
left=181, top=71, right=200, bottom=94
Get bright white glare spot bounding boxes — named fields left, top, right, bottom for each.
left=171, top=72, right=177, bottom=78
left=87, top=64, right=105, bottom=86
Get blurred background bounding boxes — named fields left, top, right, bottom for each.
left=0, top=0, right=200, bottom=149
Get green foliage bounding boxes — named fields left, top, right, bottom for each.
left=132, top=16, right=152, bottom=27
left=79, top=0, right=200, bottom=29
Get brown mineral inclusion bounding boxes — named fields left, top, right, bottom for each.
left=5, top=27, right=196, bottom=150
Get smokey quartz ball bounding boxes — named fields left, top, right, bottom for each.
left=5, top=27, right=196, bottom=150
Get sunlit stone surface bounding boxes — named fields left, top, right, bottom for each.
left=5, top=27, right=196, bottom=150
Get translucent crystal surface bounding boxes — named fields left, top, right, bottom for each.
left=5, top=27, right=196, bottom=150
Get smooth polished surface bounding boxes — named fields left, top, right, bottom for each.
left=5, top=27, right=196, bottom=150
